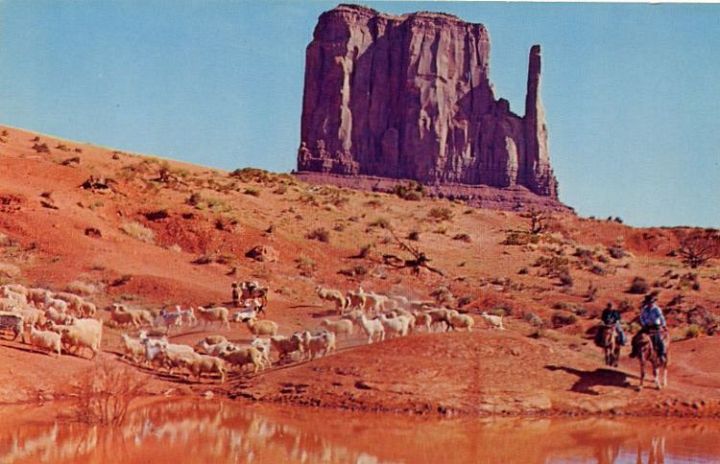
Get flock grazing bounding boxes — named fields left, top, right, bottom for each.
left=0, top=280, right=494, bottom=384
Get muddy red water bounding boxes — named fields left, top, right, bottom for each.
left=1, top=400, right=718, bottom=463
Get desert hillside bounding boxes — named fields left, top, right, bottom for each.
left=0, top=125, right=718, bottom=416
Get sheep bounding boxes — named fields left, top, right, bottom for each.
left=378, top=313, right=411, bottom=338
left=2, top=287, right=27, bottom=305
left=412, top=310, right=432, bottom=332
left=220, top=346, right=263, bottom=374
left=240, top=281, right=269, bottom=309
left=244, top=318, right=278, bottom=337
left=2, top=284, right=28, bottom=296
left=319, top=318, right=354, bottom=338
left=446, top=310, right=475, bottom=332
left=354, top=313, right=385, bottom=344
left=426, top=307, right=452, bottom=332
left=315, top=286, right=346, bottom=314
left=79, top=301, right=96, bottom=318
left=145, top=340, right=196, bottom=373
left=201, top=335, right=228, bottom=346
left=358, top=289, right=384, bottom=314
left=154, top=308, right=182, bottom=333
left=120, top=333, right=146, bottom=363
left=26, top=326, right=61, bottom=357
left=195, top=306, right=230, bottom=329
left=27, top=288, right=50, bottom=307
left=44, top=307, right=72, bottom=326
left=0, top=311, right=24, bottom=340
left=53, top=292, right=84, bottom=314
left=232, top=307, right=258, bottom=323
left=176, top=306, right=197, bottom=327
left=15, top=306, right=46, bottom=328
left=50, top=320, right=102, bottom=359
left=43, top=296, right=68, bottom=313
left=480, top=312, right=504, bottom=330
left=184, top=353, right=227, bottom=383
left=109, top=304, right=142, bottom=327
left=270, top=333, right=304, bottom=362
left=251, top=337, right=272, bottom=369
left=300, top=330, right=336, bottom=359
left=194, top=339, right=238, bottom=357
left=345, top=290, right=366, bottom=311
left=0, top=298, right=19, bottom=312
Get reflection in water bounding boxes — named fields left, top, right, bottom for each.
left=0, top=400, right=719, bottom=463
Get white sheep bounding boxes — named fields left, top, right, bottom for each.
left=345, top=290, right=366, bottom=311
left=120, top=333, right=146, bottom=363
left=447, top=310, right=475, bottom=332
left=196, top=306, right=230, bottom=329
left=315, top=286, right=346, bottom=313
left=354, top=313, right=385, bottom=344
left=176, top=305, right=197, bottom=327
left=426, top=307, right=452, bottom=332
left=27, top=326, right=61, bottom=357
left=319, top=318, right=354, bottom=338
left=480, top=312, right=504, bottom=330
left=50, top=319, right=102, bottom=359
left=270, top=333, right=304, bottom=362
left=378, top=313, right=411, bottom=338
left=251, top=337, right=272, bottom=369
left=184, top=353, right=227, bottom=383
left=412, top=310, right=432, bottom=332
left=221, top=345, right=263, bottom=374
left=245, top=318, right=278, bottom=337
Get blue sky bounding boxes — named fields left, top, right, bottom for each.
left=1, top=1, right=718, bottom=228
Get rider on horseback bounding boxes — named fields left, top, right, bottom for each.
left=631, top=292, right=667, bottom=360
left=600, top=303, right=626, bottom=345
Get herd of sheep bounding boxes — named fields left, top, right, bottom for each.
left=0, top=281, right=504, bottom=385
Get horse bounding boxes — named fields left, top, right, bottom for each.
left=636, top=329, right=669, bottom=390
left=599, top=324, right=621, bottom=367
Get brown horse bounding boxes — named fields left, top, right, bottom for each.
left=599, top=324, right=620, bottom=367
left=637, top=329, right=669, bottom=390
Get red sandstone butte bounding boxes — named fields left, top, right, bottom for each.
left=298, top=4, right=558, bottom=199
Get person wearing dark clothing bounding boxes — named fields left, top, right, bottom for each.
left=600, top=303, right=626, bottom=345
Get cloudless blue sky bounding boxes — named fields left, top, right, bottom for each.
left=1, top=1, right=718, bottom=227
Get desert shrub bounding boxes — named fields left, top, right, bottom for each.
left=503, top=230, right=539, bottom=246
left=685, top=324, right=702, bottom=339
left=590, top=265, right=606, bottom=276
left=295, top=255, right=316, bottom=277
left=306, top=227, right=330, bottom=243
left=393, top=181, right=425, bottom=201
left=229, top=167, right=273, bottom=183
left=456, top=296, right=472, bottom=308
left=523, top=311, right=545, bottom=328
left=628, top=276, right=649, bottom=294
left=428, top=207, right=453, bottom=222
left=585, top=282, right=598, bottom=302
left=608, top=244, right=627, bottom=259
left=518, top=267, right=529, bottom=275
left=558, top=271, right=574, bottom=287
left=551, top=311, right=578, bottom=328
left=32, top=142, right=50, bottom=154
left=364, top=199, right=382, bottom=208
left=120, top=222, right=155, bottom=243
left=273, top=184, right=288, bottom=195
left=533, top=256, right=569, bottom=277
left=244, top=188, right=260, bottom=197
left=453, top=233, right=472, bottom=243
left=369, top=217, right=391, bottom=229
left=339, top=265, right=368, bottom=278
left=72, top=360, right=145, bottom=426
left=677, top=229, right=720, bottom=268
left=354, top=243, right=374, bottom=259
left=407, top=230, right=420, bottom=241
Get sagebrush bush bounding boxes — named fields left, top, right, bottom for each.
left=120, top=222, right=155, bottom=243
left=628, top=276, right=649, bottom=294
left=306, top=227, right=330, bottom=243
left=428, top=207, right=453, bottom=222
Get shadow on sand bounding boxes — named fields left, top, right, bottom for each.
left=545, top=365, right=635, bottom=396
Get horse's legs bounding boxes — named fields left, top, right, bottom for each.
left=653, top=364, right=661, bottom=390
left=639, top=359, right=645, bottom=390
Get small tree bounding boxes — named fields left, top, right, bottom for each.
left=523, top=208, right=548, bottom=235
left=677, top=229, right=720, bottom=269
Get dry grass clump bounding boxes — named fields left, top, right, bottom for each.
left=628, top=276, right=649, bottom=294
left=72, top=359, right=146, bottom=426
left=295, top=255, right=317, bottom=277
left=306, top=227, right=330, bottom=243
left=120, top=221, right=155, bottom=243
left=428, top=206, right=453, bottom=222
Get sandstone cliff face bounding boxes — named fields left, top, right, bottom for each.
left=298, top=4, right=558, bottom=198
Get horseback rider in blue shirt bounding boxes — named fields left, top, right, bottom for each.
left=631, top=292, right=667, bottom=359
